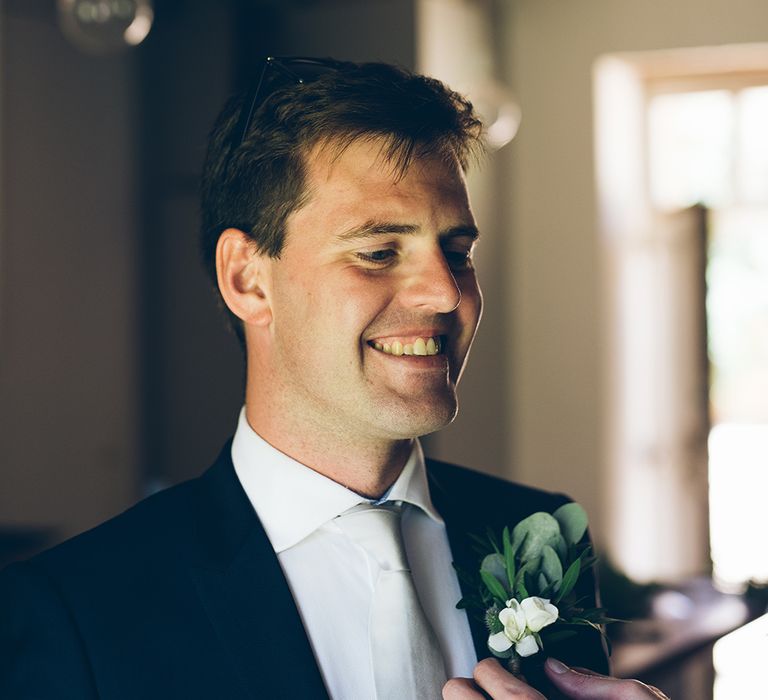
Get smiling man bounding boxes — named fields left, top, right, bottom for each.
left=0, top=59, right=640, bottom=699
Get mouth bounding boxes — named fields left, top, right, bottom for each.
left=366, top=335, right=445, bottom=357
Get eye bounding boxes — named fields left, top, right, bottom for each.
left=443, top=247, right=474, bottom=270
left=355, top=249, right=397, bottom=265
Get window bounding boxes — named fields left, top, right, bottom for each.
left=647, top=85, right=768, bottom=589
left=595, top=45, right=768, bottom=586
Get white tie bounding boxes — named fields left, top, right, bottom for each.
left=336, top=503, right=448, bottom=700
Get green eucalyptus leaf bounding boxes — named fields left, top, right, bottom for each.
left=554, top=534, right=568, bottom=563
left=481, top=570, right=508, bottom=603
left=540, top=545, right=563, bottom=587
left=537, top=572, right=548, bottom=594
left=481, top=553, right=509, bottom=593
left=511, top=512, right=563, bottom=563
left=552, top=503, right=588, bottom=545
left=512, top=530, right=529, bottom=561
left=525, top=554, right=541, bottom=574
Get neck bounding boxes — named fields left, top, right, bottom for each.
left=243, top=401, right=414, bottom=501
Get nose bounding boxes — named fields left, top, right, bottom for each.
left=399, top=248, right=462, bottom=313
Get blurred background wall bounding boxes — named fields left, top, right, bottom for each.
left=0, top=0, right=142, bottom=541
left=0, top=0, right=767, bottom=590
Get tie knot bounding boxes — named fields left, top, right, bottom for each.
left=336, top=504, right=409, bottom=572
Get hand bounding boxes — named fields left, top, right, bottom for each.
left=443, top=658, right=546, bottom=699
left=442, top=658, right=670, bottom=699
left=545, top=659, right=670, bottom=699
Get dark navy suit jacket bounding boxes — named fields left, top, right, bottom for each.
left=0, top=443, right=609, bottom=698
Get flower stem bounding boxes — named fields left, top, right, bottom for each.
left=505, top=655, right=522, bottom=677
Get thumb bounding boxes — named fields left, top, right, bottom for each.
left=544, top=659, right=667, bottom=699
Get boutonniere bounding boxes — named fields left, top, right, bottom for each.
left=456, top=503, right=615, bottom=675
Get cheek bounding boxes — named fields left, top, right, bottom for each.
left=277, top=262, right=394, bottom=342
left=337, top=292, right=385, bottom=348
left=459, top=275, right=483, bottom=329
left=338, top=271, right=393, bottom=321
left=287, top=275, right=390, bottom=351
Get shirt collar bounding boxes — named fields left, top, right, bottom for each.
left=231, top=407, right=443, bottom=553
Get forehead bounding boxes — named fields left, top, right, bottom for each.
left=295, top=137, right=473, bottom=225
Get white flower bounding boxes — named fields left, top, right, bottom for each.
left=520, top=597, right=559, bottom=632
left=515, top=634, right=540, bottom=657
left=488, top=596, right=560, bottom=659
left=488, top=631, right=513, bottom=653
left=498, top=599, right=527, bottom=642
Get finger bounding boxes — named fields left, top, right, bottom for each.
left=443, top=677, right=488, bottom=699
left=472, top=658, right=547, bottom=698
left=545, top=659, right=670, bottom=699
left=570, top=667, right=608, bottom=677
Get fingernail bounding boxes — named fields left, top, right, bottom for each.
left=546, top=658, right=569, bottom=674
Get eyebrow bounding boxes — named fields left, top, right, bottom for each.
left=336, top=219, right=480, bottom=242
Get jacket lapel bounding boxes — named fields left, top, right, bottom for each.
left=189, top=444, right=329, bottom=700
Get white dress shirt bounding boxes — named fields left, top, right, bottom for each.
left=231, top=407, right=477, bottom=699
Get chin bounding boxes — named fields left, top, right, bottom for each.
left=376, top=395, right=459, bottom=439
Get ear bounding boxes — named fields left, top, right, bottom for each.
left=216, top=228, right=273, bottom=327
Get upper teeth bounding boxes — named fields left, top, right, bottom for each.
left=371, top=337, right=441, bottom=356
